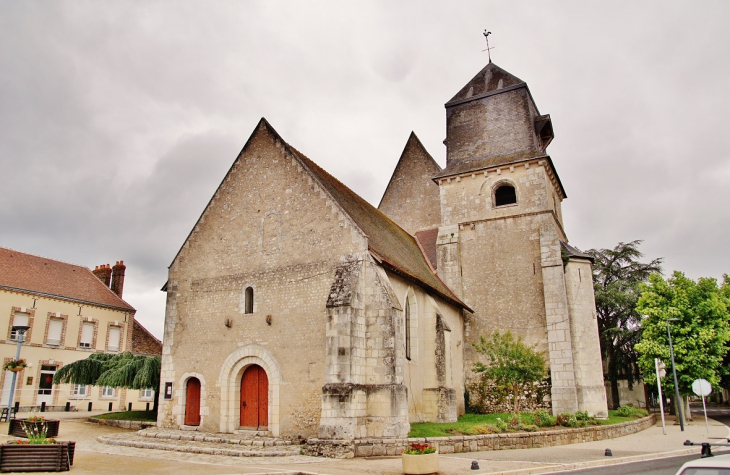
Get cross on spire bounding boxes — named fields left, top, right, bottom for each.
left=482, top=30, right=494, bottom=63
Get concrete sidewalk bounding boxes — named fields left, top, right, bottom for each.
left=0, top=412, right=726, bottom=474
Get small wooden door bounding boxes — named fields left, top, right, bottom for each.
left=240, top=365, right=268, bottom=429
left=184, top=378, right=201, bottom=426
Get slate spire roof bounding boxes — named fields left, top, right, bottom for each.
left=0, top=247, right=135, bottom=312
left=446, top=62, right=527, bottom=106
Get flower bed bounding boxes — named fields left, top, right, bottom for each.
left=8, top=418, right=60, bottom=438
left=305, top=414, right=657, bottom=458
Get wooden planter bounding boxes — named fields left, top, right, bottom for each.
left=0, top=441, right=75, bottom=472
left=8, top=419, right=60, bottom=438
left=402, top=452, right=439, bottom=475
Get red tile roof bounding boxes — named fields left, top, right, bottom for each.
left=0, top=247, right=135, bottom=312
left=415, top=228, right=439, bottom=272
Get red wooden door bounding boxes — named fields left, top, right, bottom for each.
left=184, top=378, right=201, bottom=426
left=240, top=365, right=268, bottom=429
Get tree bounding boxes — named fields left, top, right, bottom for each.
left=585, top=241, right=662, bottom=409
left=635, top=272, right=730, bottom=417
left=54, top=352, right=161, bottom=412
left=472, top=330, right=547, bottom=414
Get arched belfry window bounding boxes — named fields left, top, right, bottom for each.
left=244, top=287, right=254, bottom=314
left=494, top=183, right=517, bottom=207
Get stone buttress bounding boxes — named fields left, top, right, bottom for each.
left=318, top=253, right=410, bottom=439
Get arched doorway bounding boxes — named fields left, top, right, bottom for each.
left=185, top=377, right=201, bottom=426
left=240, top=365, right=268, bottom=429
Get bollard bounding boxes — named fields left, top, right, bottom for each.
left=108, top=402, right=113, bottom=411
left=65, top=402, right=70, bottom=412
left=14, top=402, right=19, bottom=413
left=88, top=402, right=92, bottom=411
left=146, top=402, right=150, bottom=411
left=40, top=402, right=46, bottom=412
left=128, top=402, right=132, bottom=412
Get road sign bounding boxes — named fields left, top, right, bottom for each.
left=692, top=379, right=712, bottom=397
left=692, top=378, right=712, bottom=434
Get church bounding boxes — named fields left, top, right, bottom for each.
left=157, top=61, right=608, bottom=439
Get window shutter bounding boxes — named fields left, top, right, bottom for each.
left=80, top=323, right=94, bottom=347
left=108, top=327, right=121, bottom=352
left=47, top=319, right=63, bottom=345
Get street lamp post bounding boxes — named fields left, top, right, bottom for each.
left=6, top=325, right=30, bottom=418
left=667, top=318, right=684, bottom=431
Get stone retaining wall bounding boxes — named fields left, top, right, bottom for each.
left=305, top=415, right=656, bottom=458
left=88, top=418, right=157, bottom=431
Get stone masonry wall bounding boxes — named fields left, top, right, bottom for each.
left=565, top=259, right=609, bottom=417
left=158, top=123, right=368, bottom=437
left=378, top=133, right=442, bottom=235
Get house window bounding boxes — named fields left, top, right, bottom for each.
left=79, top=322, right=94, bottom=349
left=107, top=326, right=121, bottom=352
left=72, top=384, right=88, bottom=397
left=140, top=388, right=154, bottom=400
left=10, top=313, right=30, bottom=341
left=244, top=287, right=254, bottom=314
left=494, top=184, right=517, bottom=207
left=46, top=318, right=63, bottom=346
left=101, top=386, right=115, bottom=398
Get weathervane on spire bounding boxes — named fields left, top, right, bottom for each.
left=483, top=30, right=494, bottom=63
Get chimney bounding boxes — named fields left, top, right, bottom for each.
left=110, top=261, right=126, bottom=298
left=93, top=264, right=113, bottom=288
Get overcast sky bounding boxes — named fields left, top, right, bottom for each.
left=2, top=1, right=729, bottom=339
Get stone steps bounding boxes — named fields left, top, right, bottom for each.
left=97, top=428, right=304, bottom=457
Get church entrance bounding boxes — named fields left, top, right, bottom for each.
left=184, top=377, right=201, bottom=426
left=240, top=365, right=268, bottom=429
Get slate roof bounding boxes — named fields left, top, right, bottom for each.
left=446, top=62, right=527, bottom=107
left=0, top=247, right=135, bottom=312
left=560, top=241, right=594, bottom=263
left=257, top=121, right=469, bottom=312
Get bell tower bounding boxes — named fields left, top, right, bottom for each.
left=434, top=62, right=607, bottom=417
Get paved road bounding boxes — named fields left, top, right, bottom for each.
left=559, top=405, right=730, bottom=475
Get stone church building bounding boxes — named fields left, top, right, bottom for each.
left=157, top=61, right=607, bottom=439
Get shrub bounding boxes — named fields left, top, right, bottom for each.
left=532, top=409, right=556, bottom=427
left=615, top=405, right=648, bottom=418
left=463, top=424, right=496, bottom=435
left=494, top=418, right=508, bottom=433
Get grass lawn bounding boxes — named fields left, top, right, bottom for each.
left=408, top=410, right=645, bottom=438
left=91, top=410, right=157, bottom=422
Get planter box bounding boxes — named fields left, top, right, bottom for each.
left=0, top=441, right=75, bottom=472
left=8, top=419, right=60, bottom=438
left=402, top=452, right=439, bottom=475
